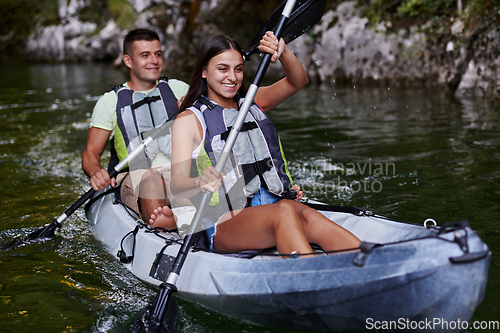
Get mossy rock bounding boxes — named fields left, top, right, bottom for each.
left=108, top=0, right=137, bottom=30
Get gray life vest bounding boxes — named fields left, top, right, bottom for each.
left=112, top=77, right=179, bottom=170
left=189, top=95, right=295, bottom=221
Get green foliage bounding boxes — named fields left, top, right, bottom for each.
left=463, top=0, right=500, bottom=31
left=78, top=0, right=110, bottom=26
left=108, top=0, right=137, bottom=30
left=0, top=0, right=59, bottom=38
left=397, top=0, right=457, bottom=16
left=359, top=0, right=458, bottom=26
left=358, top=0, right=499, bottom=36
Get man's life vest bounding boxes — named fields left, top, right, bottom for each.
left=110, top=77, right=179, bottom=171
left=189, top=95, right=296, bottom=222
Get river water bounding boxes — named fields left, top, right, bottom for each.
left=0, top=63, right=499, bottom=332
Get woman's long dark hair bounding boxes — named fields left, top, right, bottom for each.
left=180, top=35, right=246, bottom=112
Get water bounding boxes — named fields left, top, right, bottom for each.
left=0, top=63, right=499, bottom=332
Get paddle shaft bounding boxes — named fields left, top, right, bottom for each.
left=152, top=0, right=298, bottom=323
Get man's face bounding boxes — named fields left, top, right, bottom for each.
left=124, top=40, right=163, bottom=90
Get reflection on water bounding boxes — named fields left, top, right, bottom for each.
left=0, top=63, right=499, bottom=332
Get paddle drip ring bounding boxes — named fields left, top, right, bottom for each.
left=424, top=218, right=437, bottom=229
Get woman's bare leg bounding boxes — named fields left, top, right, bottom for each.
left=214, top=200, right=314, bottom=255
left=213, top=199, right=361, bottom=255
left=287, top=200, right=361, bottom=252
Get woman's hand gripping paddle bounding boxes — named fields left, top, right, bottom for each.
left=131, top=0, right=326, bottom=332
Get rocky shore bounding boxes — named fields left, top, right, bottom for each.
left=7, top=0, right=500, bottom=103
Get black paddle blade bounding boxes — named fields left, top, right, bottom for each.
left=0, top=219, right=61, bottom=251
left=131, top=292, right=179, bottom=333
left=25, top=219, right=61, bottom=240
left=244, top=0, right=327, bottom=59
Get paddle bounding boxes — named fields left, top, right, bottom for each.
left=243, top=0, right=326, bottom=60
left=4, top=120, right=175, bottom=249
left=131, top=0, right=326, bottom=332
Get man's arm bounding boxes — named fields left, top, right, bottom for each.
left=82, top=127, right=114, bottom=191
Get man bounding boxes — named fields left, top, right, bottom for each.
left=82, top=28, right=188, bottom=230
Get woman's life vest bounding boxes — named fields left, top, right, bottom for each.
left=110, top=77, right=179, bottom=171
left=189, top=95, right=296, bottom=222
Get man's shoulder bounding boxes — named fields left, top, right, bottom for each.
left=161, top=78, right=189, bottom=99
left=94, top=90, right=118, bottom=113
left=163, top=78, right=188, bottom=88
left=90, top=89, right=119, bottom=131
left=99, top=89, right=119, bottom=103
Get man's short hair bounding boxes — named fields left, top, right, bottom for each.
left=123, top=29, right=160, bottom=57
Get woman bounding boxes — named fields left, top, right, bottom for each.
left=166, top=31, right=360, bottom=256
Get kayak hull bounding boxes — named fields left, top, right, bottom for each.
left=86, top=191, right=490, bottom=332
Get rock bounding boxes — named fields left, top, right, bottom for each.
left=63, top=17, right=96, bottom=39
left=453, top=29, right=500, bottom=98
left=128, top=0, right=152, bottom=13
left=27, top=19, right=118, bottom=62
left=457, top=61, right=484, bottom=96
left=26, top=25, right=65, bottom=61
left=95, top=21, right=122, bottom=61
left=310, top=2, right=427, bottom=84
left=27, top=0, right=121, bottom=62
left=302, top=0, right=499, bottom=101
left=58, top=0, right=86, bottom=19
left=451, top=19, right=465, bottom=36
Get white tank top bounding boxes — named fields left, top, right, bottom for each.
left=189, top=108, right=206, bottom=159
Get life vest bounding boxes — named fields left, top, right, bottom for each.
left=111, top=77, right=179, bottom=170
left=189, top=95, right=295, bottom=221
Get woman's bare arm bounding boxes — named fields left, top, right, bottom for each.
left=255, top=31, right=309, bottom=112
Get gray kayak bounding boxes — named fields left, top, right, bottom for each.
left=85, top=190, right=490, bottom=332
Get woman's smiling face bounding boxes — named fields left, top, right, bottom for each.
left=202, top=49, right=243, bottom=108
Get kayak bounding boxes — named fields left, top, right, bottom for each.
left=85, top=189, right=490, bottom=331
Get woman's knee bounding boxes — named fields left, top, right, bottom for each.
left=299, top=206, right=318, bottom=224
left=275, top=199, right=296, bottom=214
left=273, top=200, right=301, bottom=228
